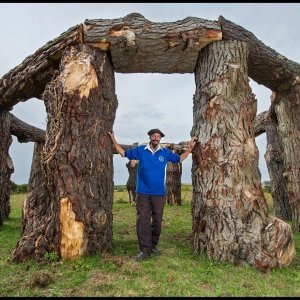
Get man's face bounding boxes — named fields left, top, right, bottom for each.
left=150, top=133, right=161, bottom=145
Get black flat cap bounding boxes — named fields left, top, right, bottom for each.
left=147, top=128, right=165, bottom=137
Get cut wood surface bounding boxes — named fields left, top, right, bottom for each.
left=83, top=13, right=222, bottom=73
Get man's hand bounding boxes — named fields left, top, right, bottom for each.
left=107, top=131, right=115, bottom=142
left=189, top=137, right=197, bottom=151
left=107, top=131, right=125, bottom=157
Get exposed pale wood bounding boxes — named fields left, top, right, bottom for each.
left=0, top=25, right=81, bottom=111
left=273, top=86, right=300, bottom=232
left=191, top=40, right=295, bottom=272
left=219, top=15, right=300, bottom=91
left=84, top=13, right=222, bottom=73
left=0, top=112, right=14, bottom=226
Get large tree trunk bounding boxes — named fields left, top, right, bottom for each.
left=191, top=40, right=295, bottom=272
left=83, top=13, right=222, bottom=73
left=0, top=112, right=14, bottom=226
left=254, top=110, right=292, bottom=221
left=264, top=107, right=292, bottom=221
left=12, top=44, right=118, bottom=262
left=272, top=85, right=300, bottom=232
left=12, top=142, right=49, bottom=262
left=166, top=161, right=182, bottom=205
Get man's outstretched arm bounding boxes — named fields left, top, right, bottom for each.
left=180, top=137, right=197, bottom=162
left=108, top=131, right=125, bottom=157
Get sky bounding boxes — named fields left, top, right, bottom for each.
left=1, top=3, right=299, bottom=185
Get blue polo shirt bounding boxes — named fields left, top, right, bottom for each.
left=125, top=144, right=181, bottom=196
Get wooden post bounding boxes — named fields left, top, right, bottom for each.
left=166, top=160, right=182, bottom=205
left=0, top=111, right=14, bottom=226
left=12, top=44, right=118, bottom=262
left=272, top=85, right=300, bottom=232
left=191, top=40, right=295, bottom=272
left=264, top=107, right=292, bottom=221
left=126, top=160, right=138, bottom=204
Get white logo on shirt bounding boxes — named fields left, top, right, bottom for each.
left=159, top=156, right=164, bottom=162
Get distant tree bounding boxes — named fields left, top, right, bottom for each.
left=263, top=181, right=271, bottom=193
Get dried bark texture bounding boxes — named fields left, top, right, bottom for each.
left=254, top=110, right=291, bottom=220
left=126, top=159, right=138, bottom=204
left=0, top=112, right=14, bottom=225
left=191, top=40, right=295, bottom=272
left=254, top=111, right=269, bottom=137
left=12, top=44, right=118, bottom=262
left=10, top=113, right=46, bottom=143
left=0, top=25, right=81, bottom=111
left=12, top=142, right=49, bottom=262
left=272, top=85, right=300, bottom=231
left=264, top=107, right=292, bottom=221
left=166, top=161, right=182, bottom=205
left=219, top=15, right=300, bottom=92
left=83, top=13, right=222, bottom=73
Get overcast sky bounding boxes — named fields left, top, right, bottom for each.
left=1, top=3, right=299, bottom=184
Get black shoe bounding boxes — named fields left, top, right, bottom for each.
left=135, top=251, right=150, bottom=262
left=151, top=247, right=161, bottom=256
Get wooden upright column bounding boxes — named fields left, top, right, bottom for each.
left=12, top=44, right=118, bottom=262
left=191, top=40, right=295, bottom=272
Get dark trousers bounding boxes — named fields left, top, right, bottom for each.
left=135, top=193, right=165, bottom=253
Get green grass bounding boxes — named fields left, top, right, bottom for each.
left=0, top=188, right=299, bottom=296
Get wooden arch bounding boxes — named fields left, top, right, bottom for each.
left=0, top=13, right=299, bottom=272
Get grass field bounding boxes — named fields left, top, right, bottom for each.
left=0, top=186, right=299, bottom=296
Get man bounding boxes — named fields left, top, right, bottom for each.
left=108, top=129, right=196, bottom=262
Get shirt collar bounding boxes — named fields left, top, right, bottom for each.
left=144, top=143, right=163, bottom=154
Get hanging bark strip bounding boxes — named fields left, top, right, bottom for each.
left=191, top=40, right=295, bottom=272
left=0, top=112, right=14, bottom=226
left=12, top=44, right=118, bottom=262
left=272, top=85, right=300, bottom=232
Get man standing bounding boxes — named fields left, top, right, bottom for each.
left=108, top=129, right=196, bottom=261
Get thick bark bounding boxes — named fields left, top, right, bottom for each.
left=166, top=161, right=182, bottom=205
left=191, top=40, right=295, bottom=272
left=12, top=44, right=118, bottom=262
left=254, top=110, right=292, bottom=220
left=12, top=142, right=49, bottom=262
left=10, top=113, right=46, bottom=143
left=126, top=159, right=138, bottom=204
left=0, top=25, right=81, bottom=111
left=219, top=15, right=300, bottom=92
left=264, top=107, right=292, bottom=221
left=84, top=13, right=222, bottom=73
left=254, top=111, right=269, bottom=137
left=272, top=85, right=300, bottom=232
left=0, top=112, right=14, bottom=225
